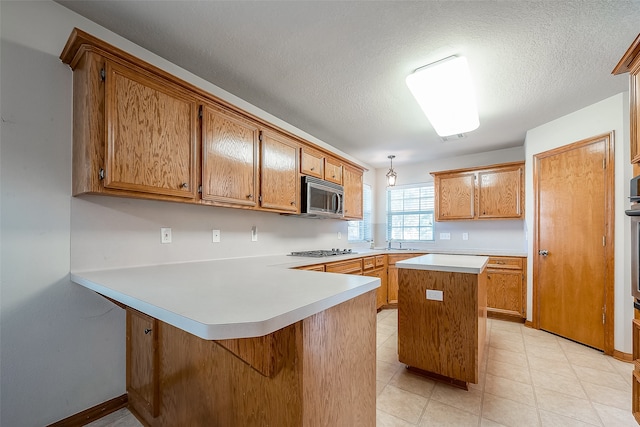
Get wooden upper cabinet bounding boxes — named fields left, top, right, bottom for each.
left=432, top=162, right=524, bottom=221
left=477, top=165, right=523, bottom=219
left=301, top=146, right=324, bottom=179
left=613, top=33, right=640, bottom=164
left=260, top=130, right=299, bottom=213
left=343, top=166, right=364, bottom=220
left=201, top=103, right=259, bottom=207
left=325, top=157, right=343, bottom=185
left=434, top=172, right=475, bottom=220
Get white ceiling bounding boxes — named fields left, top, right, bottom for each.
left=56, top=1, right=640, bottom=168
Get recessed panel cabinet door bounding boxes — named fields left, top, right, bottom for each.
left=201, top=104, right=258, bottom=207
left=343, top=166, right=363, bottom=220
left=104, top=61, right=197, bottom=198
left=434, top=173, right=475, bottom=220
left=127, top=308, right=159, bottom=419
left=477, top=166, right=523, bottom=218
left=260, top=130, right=299, bottom=213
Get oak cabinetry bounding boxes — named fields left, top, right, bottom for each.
left=387, top=253, right=426, bottom=304
left=486, top=257, right=526, bottom=321
left=300, top=146, right=324, bottom=179
left=127, top=308, right=159, bottom=420
left=259, top=130, right=299, bottom=213
left=633, top=319, right=640, bottom=423
left=343, top=166, right=364, bottom=220
left=363, top=255, right=388, bottom=309
left=201, top=103, right=259, bottom=207
left=325, top=259, right=363, bottom=275
left=431, top=162, right=524, bottom=221
left=325, top=157, right=343, bottom=185
left=613, top=34, right=640, bottom=164
left=297, top=264, right=325, bottom=272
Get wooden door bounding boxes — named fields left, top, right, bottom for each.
left=477, top=165, right=523, bottom=219
left=434, top=173, right=475, bottom=220
left=534, top=133, right=614, bottom=352
left=104, top=61, right=197, bottom=198
left=343, top=166, right=363, bottom=219
left=260, top=130, right=299, bottom=213
left=201, top=104, right=258, bottom=206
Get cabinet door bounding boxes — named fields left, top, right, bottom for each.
left=325, top=259, right=363, bottom=274
left=387, top=265, right=399, bottom=304
left=477, top=165, right=523, bottom=219
left=301, top=147, right=324, bottom=179
left=104, top=61, right=197, bottom=198
left=365, top=268, right=388, bottom=310
left=201, top=104, right=258, bottom=206
left=260, top=130, right=299, bottom=213
left=325, top=158, right=343, bottom=185
left=632, top=72, right=640, bottom=164
left=435, top=173, right=475, bottom=220
left=127, top=308, right=159, bottom=418
left=343, top=166, right=363, bottom=220
left=486, top=269, right=524, bottom=318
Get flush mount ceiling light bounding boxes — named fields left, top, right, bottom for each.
left=386, top=155, right=397, bottom=187
left=406, top=55, right=479, bottom=137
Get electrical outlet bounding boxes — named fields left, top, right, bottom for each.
left=251, top=226, right=258, bottom=242
left=439, top=232, right=451, bottom=240
left=462, top=233, right=469, bottom=241
left=426, top=289, right=444, bottom=301
left=212, top=229, right=221, bottom=243
left=337, top=231, right=342, bottom=239
left=161, top=227, right=172, bottom=244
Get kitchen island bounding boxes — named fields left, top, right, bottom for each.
left=71, top=256, right=379, bottom=426
left=396, top=254, right=488, bottom=389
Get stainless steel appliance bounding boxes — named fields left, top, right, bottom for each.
left=297, top=176, right=344, bottom=219
left=626, top=176, right=640, bottom=303
left=289, top=249, right=357, bottom=257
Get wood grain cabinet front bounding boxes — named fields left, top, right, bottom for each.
left=325, top=259, right=363, bottom=275
left=485, top=256, right=526, bottom=321
left=613, top=34, right=640, bottom=164
left=364, top=267, right=388, bottom=310
left=300, top=146, right=325, bottom=179
left=633, top=318, right=640, bottom=423
left=343, top=166, right=364, bottom=220
left=325, top=157, right=344, bottom=185
left=387, top=253, right=426, bottom=304
left=432, top=162, right=524, bottom=221
left=126, top=308, right=159, bottom=422
left=259, top=130, right=300, bottom=213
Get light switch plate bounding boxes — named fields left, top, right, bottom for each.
left=462, top=233, right=469, bottom=241
left=251, top=226, right=258, bottom=242
left=161, top=227, right=172, bottom=244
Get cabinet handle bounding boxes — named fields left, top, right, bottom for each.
left=247, top=194, right=253, bottom=199
left=290, top=201, right=295, bottom=205
left=310, top=167, right=315, bottom=171
left=144, top=328, right=152, bottom=335
left=180, top=183, right=188, bottom=189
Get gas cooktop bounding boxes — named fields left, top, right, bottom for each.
left=289, top=249, right=358, bottom=258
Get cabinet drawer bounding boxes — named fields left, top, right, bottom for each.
left=375, top=255, right=386, bottom=268
left=325, top=259, right=362, bottom=275
left=487, top=257, right=523, bottom=270
left=297, top=264, right=325, bottom=272
left=363, top=257, right=376, bottom=271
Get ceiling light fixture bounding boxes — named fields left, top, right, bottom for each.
left=386, top=155, right=397, bottom=187
left=406, top=55, right=479, bottom=137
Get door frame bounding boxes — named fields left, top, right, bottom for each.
left=532, top=132, right=615, bottom=355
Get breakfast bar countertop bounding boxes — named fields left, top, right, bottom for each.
left=71, top=255, right=379, bottom=341
left=396, top=253, right=489, bottom=274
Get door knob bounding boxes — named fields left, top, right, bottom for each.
left=538, top=250, right=548, bottom=256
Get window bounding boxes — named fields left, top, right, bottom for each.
left=348, top=184, right=372, bottom=242
left=387, top=183, right=435, bottom=241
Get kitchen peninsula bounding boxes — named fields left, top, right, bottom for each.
left=71, top=256, right=379, bottom=426
left=396, top=254, right=489, bottom=389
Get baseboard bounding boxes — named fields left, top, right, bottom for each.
left=613, top=349, right=633, bottom=363
left=524, top=320, right=534, bottom=329
left=487, top=310, right=525, bottom=323
left=47, top=394, right=128, bottom=427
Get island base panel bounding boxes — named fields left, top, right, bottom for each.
left=397, top=269, right=486, bottom=384
left=127, top=290, right=377, bottom=426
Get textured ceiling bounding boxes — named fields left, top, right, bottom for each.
left=56, top=0, right=640, bottom=168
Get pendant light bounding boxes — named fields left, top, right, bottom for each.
left=386, top=155, right=397, bottom=187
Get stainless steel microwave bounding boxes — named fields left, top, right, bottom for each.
left=299, top=176, right=344, bottom=219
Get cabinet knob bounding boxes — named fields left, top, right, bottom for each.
left=247, top=194, right=253, bottom=199
left=144, top=328, right=152, bottom=335
left=180, top=183, right=188, bottom=189
left=290, top=201, right=295, bottom=205
left=310, top=167, right=315, bottom=171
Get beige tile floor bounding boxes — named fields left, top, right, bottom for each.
left=88, top=309, right=637, bottom=426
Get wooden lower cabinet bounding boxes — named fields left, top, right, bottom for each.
left=126, top=308, right=159, bottom=418
left=387, top=254, right=426, bottom=305
left=325, top=259, right=363, bottom=275
left=126, top=291, right=377, bottom=426
left=485, top=256, right=526, bottom=322
left=364, top=267, right=388, bottom=309
left=633, top=317, right=640, bottom=423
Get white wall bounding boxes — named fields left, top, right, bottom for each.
left=524, top=93, right=632, bottom=353
left=372, top=146, right=527, bottom=253
left=0, top=1, right=372, bottom=425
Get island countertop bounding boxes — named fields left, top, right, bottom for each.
left=71, top=255, right=379, bottom=341
left=396, top=253, right=489, bottom=274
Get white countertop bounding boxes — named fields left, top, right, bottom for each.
left=71, top=255, right=379, bottom=341
left=396, top=253, right=489, bottom=274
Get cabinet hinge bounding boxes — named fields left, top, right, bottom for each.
left=100, top=68, right=105, bottom=82
left=259, top=195, right=262, bottom=202
left=259, top=132, right=263, bottom=142
left=602, top=306, right=606, bottom=324
left=198, top=185, right=202, bottom=194
left=98, top=168, right=105, bottom=180
left=603, top=236, right=606, bottom=246
left=198, top=105, right=203, bottom=119
left=603, top=158, right=606, bottom=169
